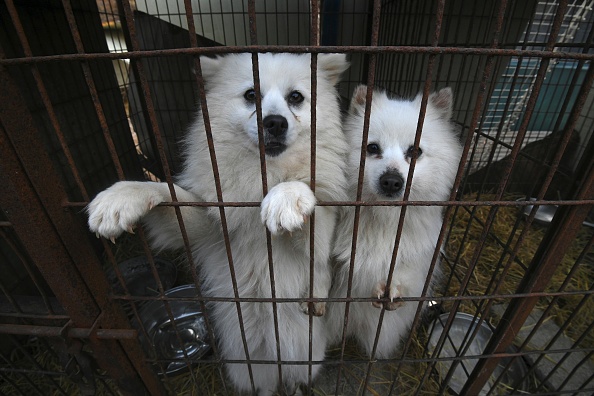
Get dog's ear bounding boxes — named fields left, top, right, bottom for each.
left=428, top=87, right=453, bottom=120
left=318, top=53, right=349, bottom=85
left=349, top=84, right=368, bottom=115
left=195, top=56, right=222, bottom=85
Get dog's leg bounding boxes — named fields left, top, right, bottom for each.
left=87, top=181, right=201, bottom=246
left=298, top=206, right=334, bottom=317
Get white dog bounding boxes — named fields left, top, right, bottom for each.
left=87, top=53, right=349, bottom=395
left=326, top=85, right=462, bottom=358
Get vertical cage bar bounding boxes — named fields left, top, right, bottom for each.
left=308, top=0, right=320, bottom=393
left=180, top=0, right=232, bottom=392
left=462, top=64, right=594, bottom=396
left=0, top=66, right=164, bottom=395
left=60, top=0, right=124, bottom=180
left=425, top=1, right=570, bottom=392
left=247, top=1, right=275, bottom=392
left=3, top=0, right=90, bottom=199
left=390, top=1, right=511, bottom=395
left=334, top=0, right=382, bottom=393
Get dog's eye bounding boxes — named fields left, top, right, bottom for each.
left=288, top=91, right=304, bottom=104
left=367, top=143, right=381, bottom=155
left=244, top=89, right=257, bottom=102
left=406, top=145, right=423, bottom=159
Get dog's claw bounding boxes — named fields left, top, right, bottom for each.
left=95, top=232, right=100, bottom=239
left=372, top=281, right=405, bottom=310
left=300, top=301, right=326, bottom=316
left=127, top=225, right=135, bottom=234
left=110, top=237, right=116, bottom=244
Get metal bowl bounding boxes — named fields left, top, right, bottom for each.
left=518, top=198, right=558, bottom=226
left=519, top=198, right=594, bottom=228
left=136, top=284, right=210, bottom=376
left=428, top=312, right=529, bottom=395
left=107, top=256, right=177, bottom=296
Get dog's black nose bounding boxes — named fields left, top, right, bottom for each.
left=379, top=173, right=404, bottom=195
left=263, top=115, right=288, bottom=137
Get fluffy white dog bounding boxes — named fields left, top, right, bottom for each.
left=87, top=53, right=349, bottom=395
left=326, top=85, right=462, bottom=358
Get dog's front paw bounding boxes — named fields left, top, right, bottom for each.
left=299, top=301, right=326, bottom=317
left=260, top=181, right=316, bottom=235
left=87, top=181, right=166, bottom=241
left=372, top=281, right=405, bottom=311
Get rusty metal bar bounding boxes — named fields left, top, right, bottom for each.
left=3, top=2, right=147, bottom=359
left=463, top=63, right=594, bottom=396
left=245, top=0, right=279, bottom=392
left=375, top=0, right=446, bottom=393
left=0, top=324, right=136, bottom=340
left=107, top=287, right=594, bottom=304
left=142, top=339, right=594, bottom=365
left=392, top=1, right=511, bottom=394
left=3, top=45, right=594, bottom=64
left=0, top=59, right=164, bottom=395
left=63, top=198, right=594, bottom=208
left=445, top=62, right=594, bottom=396
left=60, top=0, right=125, bottom=180
left=3, top=0, right=89, bottom=199
left=453, top=29, right=594, bottom=396
left=501, top=232, right=594, bottom=393
left=116, top=0, right=209, bottom=383
left=180, top=0, right=232, bottom=392
left=382, top=0, right=447, bottom=308
left=425, top=1, right=570, bottom=392
left=354, top=0, right=384, bottom=392
left=440, top=3, right=536, bottom=313
left=463, top=169, right=594, bottom=394
left=438, top=4, right=594, bottom=393
left=0, top=71, right=99, bottom=333
left=308, top=0, right=320, bottom=392
left=334, top=0, right=382, bottom=393
left=245, top=15, right=278, bottom=393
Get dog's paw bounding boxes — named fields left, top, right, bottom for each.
left=87, top=181, right=166, bottom=241
left=299, top=301, right=326, bottom=317
left=260, top=181, right=316, bottom=235
left=372, top=281, right=405, bottom=311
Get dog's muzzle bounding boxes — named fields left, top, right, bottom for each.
left=263, top=115, right=288, bottom=157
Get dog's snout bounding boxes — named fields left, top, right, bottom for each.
left=379, top=172, right=404, bottom=195
left=263, top=115, right=288, bottom=137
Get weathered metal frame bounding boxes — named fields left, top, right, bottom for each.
left=0, top=0, right=593, bottom=395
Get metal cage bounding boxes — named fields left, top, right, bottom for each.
left=1, top=0, right=593, bottom=395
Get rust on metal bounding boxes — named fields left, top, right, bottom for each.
left=2, top=1, right=593, bottom=395
left=393, top=1, right=511, bottom=391
left=3, top=46, right=594, bottom=66
left=0, top=324, right=137, bottom=340
left=0, top=51, right=164, bottom=395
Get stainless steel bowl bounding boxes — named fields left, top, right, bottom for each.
left=136, top=284, right=211, bottom=376
left=428, top=312, right=529, bottom=395
left=519, top=198, right=559, bottom=226
left=519, top=198, right=594, bottom=228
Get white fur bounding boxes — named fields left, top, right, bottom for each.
left=88, top=53, right=349, bottom=395
left=326, top=86, right=462, bottom=358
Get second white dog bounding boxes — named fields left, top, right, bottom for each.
left=88, top=53, right=349, bottom=395
left=326, top=86, right=462, bottom=358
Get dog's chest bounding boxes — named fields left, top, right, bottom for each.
left=350, top=209, right=436, bottom=277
